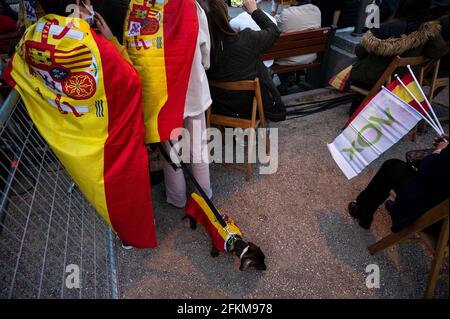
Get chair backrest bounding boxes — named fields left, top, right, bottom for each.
left=365, top=55, right=431, bottom=99
left=208, top=78, right=266, bottom=127
left=261, top=27, right=333, bottom=61
left=208, top=79, right=259, bottom=92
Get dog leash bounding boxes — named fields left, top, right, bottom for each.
left=157, top=142, right=228, bottom=228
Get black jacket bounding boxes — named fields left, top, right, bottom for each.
left=351, top=20, right=449, bottom=88
left=390, top=147, right=449, bottom=232
left=207, top=9, right=281, bottom=119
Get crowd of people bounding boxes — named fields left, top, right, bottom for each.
left=0, top=0, right=448, bottom=245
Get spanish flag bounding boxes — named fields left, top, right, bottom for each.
left=346, top=74, right=429, bottom=128
left=124, top=0, right=199, bottom=144
left=329, top=65, right=352, bottom=93
left=185, top=193, right=243, bottom=253
left=3, top=15, right=157, bottom=248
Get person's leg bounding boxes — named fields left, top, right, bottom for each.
left=350, top=159, right=416, bottom=228
left=161, top=141, right=187, bottom=208
left=185, top=112, right=213, bottom=199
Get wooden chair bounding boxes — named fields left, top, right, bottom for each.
left=423, top=59, right=449, bottom=103
left=368, top=199, right=449, bottom=299
left=207, top=78, right=269, bottom=181
left=351, top=56, right=431, bottom=141
left=423, top=59, right=449, bottom=121
left=350, top=55, right=430, bottom=103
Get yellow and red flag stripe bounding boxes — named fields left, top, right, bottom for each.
left=346, top=74, right=429, bottom=128
left=4, top=15, right=157, bottom=248
left=185, top=193, right=243, bottom=253
left=124, top=0, right=199, bottom=143
left=329, top=65, right=352, bottom=92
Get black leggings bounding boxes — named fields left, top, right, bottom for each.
left=356, top=159, right=417, bottom=217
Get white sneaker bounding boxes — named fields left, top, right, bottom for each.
left=121, top=242, right=134, bottom=250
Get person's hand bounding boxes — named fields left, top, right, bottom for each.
left=433, top=133, right=449, bottom=146
left=433, top=134, right=449, bottom=154
left=243, top=0, right=258, bottom=14
left=94, top=12, right=114, bottom=41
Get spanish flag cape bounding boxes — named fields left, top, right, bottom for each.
left=124, top=0, right=199, bottom=143
left=185, top=193, right=243, bottom=253
left=3, top=14, right=157, bottom=248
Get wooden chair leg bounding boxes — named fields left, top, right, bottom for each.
left=369, top=229, right=413, bottom=255
left=424, top=217, right=449, bottom=299
left=369, top=213, right=444, bottom=255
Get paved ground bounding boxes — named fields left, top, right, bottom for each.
left=116, top=84, right=449, bottom=299
left=114, top=3, right=449, bottom=300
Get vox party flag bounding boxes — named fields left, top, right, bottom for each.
left=328, top=86, right=422, bottom=179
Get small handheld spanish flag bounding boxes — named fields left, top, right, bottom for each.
left=3, top=14, right=157, bottom=248
left=345, top=74, right=430, bottom=128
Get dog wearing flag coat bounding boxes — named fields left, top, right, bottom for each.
left=185, top=193, right=266, bottom=271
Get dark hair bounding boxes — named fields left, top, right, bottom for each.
left=37, top=0, right=76, bottom=16
left=394, top=0, right=432, bottom=19
left=197, top=0, right=237, bottom=63
left=0, top=0, right=18, bottom=20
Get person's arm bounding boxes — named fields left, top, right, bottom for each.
left=197, top=1, right=211, bottom=70
left=424, top=32, right=449, bottom=60
left=333, top=10, right=341, bottom=26
left=94, top=12, right=132, bottom=64
left=243, top=0, right=280, bottom=54
left=249, top=9, right=280, bottom=53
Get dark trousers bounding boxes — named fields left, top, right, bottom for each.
left=356, top=159, right=417, bottom=217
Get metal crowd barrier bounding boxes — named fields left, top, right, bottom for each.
left=0, top=90, right=119, bottom=299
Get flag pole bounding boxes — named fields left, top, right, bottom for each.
left=394, top=75, right=442, bottom=135
left=382, top=86, right=442, bottom=136
left=406, top=65, right=445, bottom=135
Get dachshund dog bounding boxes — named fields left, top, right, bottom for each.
left=184, top=193, right=266, bottom=271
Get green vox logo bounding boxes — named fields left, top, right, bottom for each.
left=342, top=108, right=395, bottom=161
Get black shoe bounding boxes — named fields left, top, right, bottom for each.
left=348, top=201, right=360, bottom=219
left=358, top=214, right=373, bottom=230
left=348, top=201, right=373, bottom=230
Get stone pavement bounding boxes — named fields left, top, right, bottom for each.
left=116, top=88, right=449, bottom=299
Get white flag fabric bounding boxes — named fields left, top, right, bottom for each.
left=328, top=88, right=422, bottom=180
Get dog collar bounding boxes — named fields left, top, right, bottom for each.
left=239, top=245, right=250, bottom=259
